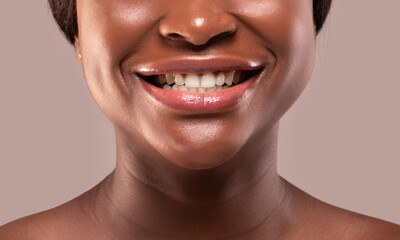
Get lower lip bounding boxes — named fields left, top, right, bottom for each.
left=138, top=73, right=261, bottom=114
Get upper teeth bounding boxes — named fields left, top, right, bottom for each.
left=157, top=71, right=240, bottom=88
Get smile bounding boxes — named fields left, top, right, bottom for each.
left=133, top=57, right=267, bottom=114
left=140, top=70, right=261, bottom=93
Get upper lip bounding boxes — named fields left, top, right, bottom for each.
left=133, top=55, right=268, bottom=76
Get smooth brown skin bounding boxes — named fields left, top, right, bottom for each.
left=1, top=0, right=400, bottom=239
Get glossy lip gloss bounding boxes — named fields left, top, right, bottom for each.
left=134, top=57, right=266, bottom=114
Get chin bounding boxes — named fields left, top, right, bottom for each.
left=161, top=142, right=239, bottom=170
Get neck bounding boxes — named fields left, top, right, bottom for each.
left=92, top=124, right=296, bottom=239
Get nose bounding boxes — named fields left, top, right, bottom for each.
left=158, top=1, right=238, bottom=46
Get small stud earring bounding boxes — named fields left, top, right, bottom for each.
left=78, top=54, right=82, bottom=59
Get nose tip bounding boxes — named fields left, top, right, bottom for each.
left=159, top=9, right=238, bottom=46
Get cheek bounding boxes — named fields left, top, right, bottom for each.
left=76, top=0, right=163, bottom=125
left=233, top=0, right=315, bottom=54
left=77, top=0, right=159, bottom=61
left=236, top=0, right=316, bottom=123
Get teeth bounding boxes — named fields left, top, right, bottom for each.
left=156, top=71, right=243, bottom=93
left=200, top=73, right=216, bottom=88
left=216, top=72, right=225, bottom=86
left=206, top=87, right=216, bottom=93
left=185, top=74, right=201, bottom=87
left=178, top=85, right=188, bottom=91
left=165, top=84, right=227, bottom=93
left=226, top=71, right=234, bottom=86
left=175, top=74, right=185, bottom=86
left=158, top=75, right=166, bottom=84
left=166, top=74, right=174, bottom=85
left=233, top=72, right=240, bottom=85
left=198, top=87, right=206, bottom=93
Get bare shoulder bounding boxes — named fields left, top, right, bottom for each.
left=341, top=211, right=400, bottom=240
left=0, top=193, right=97, bottom=240
left=0, top=201, right=77, bottom=240
left=287, top=184, right=400, bottom=240
left=0, top=212, right=48, bottom=240
left=310, top=198, right=400, bottom=240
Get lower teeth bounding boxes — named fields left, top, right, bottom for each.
left=162, top=84, right=231, bottom=93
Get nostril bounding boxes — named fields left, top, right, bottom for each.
left=216, top=30, right=236, bottom=39
left=167, top=33, right=185, bottom=41
left=159, top=13, right=238, bottom=46
left=164, top=29, right=236, bottom=46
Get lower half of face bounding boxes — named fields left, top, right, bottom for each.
left=76, top=0, right=316, bottom=169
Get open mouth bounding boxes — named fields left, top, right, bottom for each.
left=133, top=56, right=268, bottom=113
left=138, top=69, right=262, bottom=93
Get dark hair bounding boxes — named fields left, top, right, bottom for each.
left=48, top=0, right=332, bottom=45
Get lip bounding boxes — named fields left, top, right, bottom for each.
left=133, top=56, right=267, bottom=114
left=134, top=56, right=263, bottom=75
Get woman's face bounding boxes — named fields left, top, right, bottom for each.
left=75, top=0, right=316, bottom=169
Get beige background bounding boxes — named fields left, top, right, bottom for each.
left=1, top=1, right=399, bottom=225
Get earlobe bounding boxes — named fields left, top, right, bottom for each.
left=74, top=36, right=82, bottom=61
